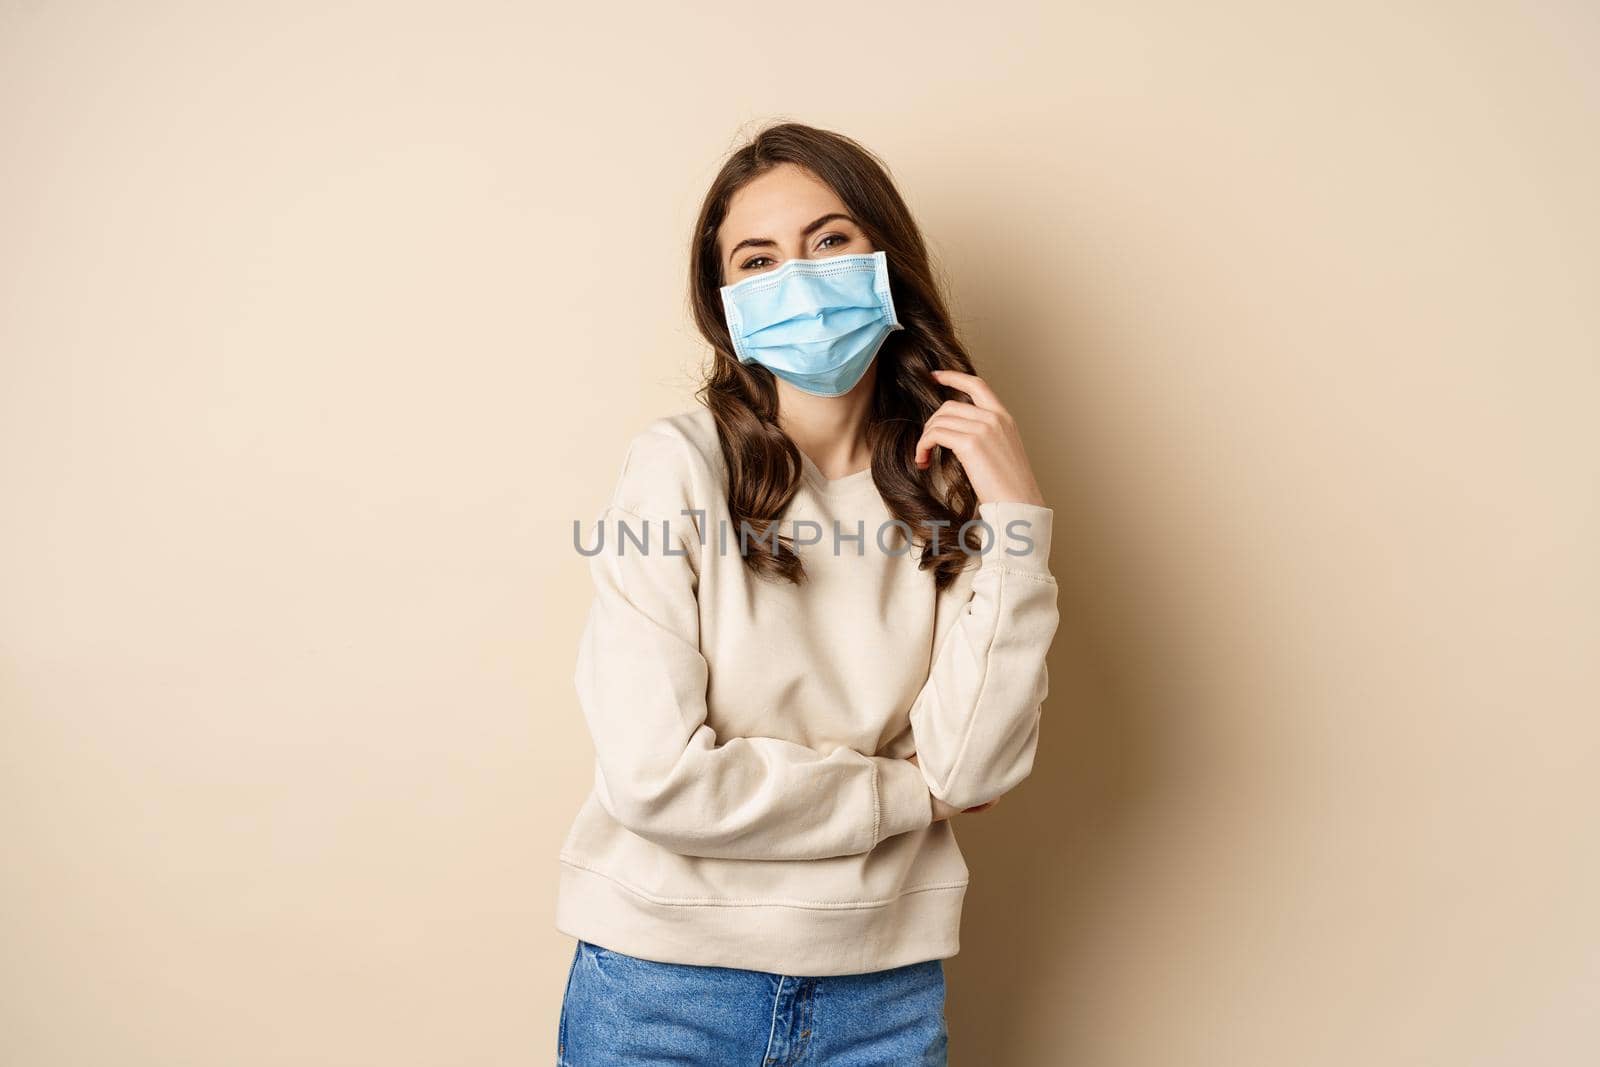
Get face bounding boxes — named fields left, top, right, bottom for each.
left=717, top=162, right=875, bottom=286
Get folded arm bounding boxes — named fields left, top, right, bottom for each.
left=575, top=505, right=933, bottom=861
left=906, top=501, right=1061, bottom=811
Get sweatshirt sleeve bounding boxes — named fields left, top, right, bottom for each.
left=571, top=431, right=933, bottom=862
left=906, top=501, right=1061, bottom=811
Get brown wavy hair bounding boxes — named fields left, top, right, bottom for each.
left=688, top=121, right=983, bottom=592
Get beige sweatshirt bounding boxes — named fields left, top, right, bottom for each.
left=555, top=405, right=1059, bottom=976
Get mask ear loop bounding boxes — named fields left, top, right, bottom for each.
left=872, top=251, right=902, bottom=331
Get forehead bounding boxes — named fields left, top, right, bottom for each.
left=718, top=163, right=849, bottom=251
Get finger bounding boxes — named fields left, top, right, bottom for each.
left=934, top=399, right=984, bottom=419
left=934, top=400, right=1002, bottom=429
left=931, top=368, right=1007, bottom=414
left=914, top=425, right=975, bottom=467
left=923, top=411, right=991, bottom=437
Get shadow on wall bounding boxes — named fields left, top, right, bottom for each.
left=938, top=275, right=1183, bottom=1066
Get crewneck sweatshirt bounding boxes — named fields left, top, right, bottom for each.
left=555, top=405, right=1060, bottom=976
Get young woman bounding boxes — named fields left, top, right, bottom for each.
left=554, top=122, right=1060, bottom=1066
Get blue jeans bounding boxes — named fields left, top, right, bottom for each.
left=557, top=940, right=949, bottom=1066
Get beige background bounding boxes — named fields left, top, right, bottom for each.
left=3, top=1, right=1597, bottom=1064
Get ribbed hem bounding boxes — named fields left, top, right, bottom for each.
left=555, top=858, right=966, bottom=976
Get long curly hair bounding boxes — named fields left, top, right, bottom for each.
left=688, top=121, right=982, bottom=592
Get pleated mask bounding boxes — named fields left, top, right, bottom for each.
left=719, top=250, right=903, bottom=397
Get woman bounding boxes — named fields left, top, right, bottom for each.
left=554, top=122, right=1060, bottom=1066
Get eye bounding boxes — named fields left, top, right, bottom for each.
left=816, top=233, right=849, bottom=251
left=740, top=255, right=775, bottom=271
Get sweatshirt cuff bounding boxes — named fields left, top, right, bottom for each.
left=976, top=501, right=1054, bottom=576
left=874, top=757, right=934, bottom=842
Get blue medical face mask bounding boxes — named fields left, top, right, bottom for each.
left=719, top=250, right=903, bottom=397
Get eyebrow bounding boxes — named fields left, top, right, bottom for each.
left=725, top=212, right=858, bottom=266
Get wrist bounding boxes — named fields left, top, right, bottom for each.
left=975, top=501, right=1054, bottom=575
left=874, top=756, right=935, bottom=841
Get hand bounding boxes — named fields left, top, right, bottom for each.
left=907, top=753, right=1002, bottom=821
left=916, top=369, right=1046, bottom=506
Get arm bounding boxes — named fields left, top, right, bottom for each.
left=574, top=503, right=934, bottom=861
left=905, top=369, right=1062, bottom=811
left=906, top=501, right=1060, bottom=811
